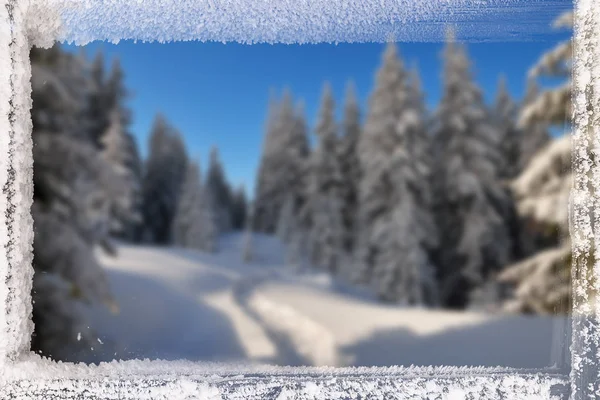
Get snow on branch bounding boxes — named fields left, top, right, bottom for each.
left=552, top=10, right=574, bottom=30
left=529, top=41, right=572, bottom=80
left=518, top=83, right=571, bottom=128
left=511, top=134, right=571, bottom=229
left=498, top=245, right=571, bottom=315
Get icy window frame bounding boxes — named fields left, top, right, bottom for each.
left=0, top=0, right=597, bottom=399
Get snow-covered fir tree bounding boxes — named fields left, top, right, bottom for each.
left=488, top=75, right=529, bottom=285
left=82, top=52, right=127, bottom=151
left=253, top=90, right=310, bottom=234
left=98, top=60, right=143, bottom=241
left=30, top=45, right=120, bottom=362
left=518, top=78, right=550, bottom=172
left=500, top=10, right=578, bottom=315
left=518, top=12, right=573, bottom=129
left=354, top=43, right=438, bottom=305
left=253, top=93, right=282, bottom=233
left=205, top=146, right=234, bottom=233
left=277, top=193, right=308, bottom=272
left=199, top=178, right=219, bottom=254
left=338, top=81, right=361, bottom=256
left=276, top=193, right=296, bottom=245
left=141, top=115, right=189, bottom=244
left=172, top=160, right=214, bottom=251
left=431, top=30, right=513, bottom=309
left=406, top=63, right=439, bottom=265
left=301, top=83, right=345, bottom=273
left=103, top=59, right=143, bottom=241
left=231, top=185, right=248, bottom=231
left=85, top=52, right=110, bottom=147
left=407, top=63, right=432, bottom=171
left=494, top=75, right=522, bottom=180
left=499, top=135, right=572, bottom=314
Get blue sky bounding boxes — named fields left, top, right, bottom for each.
left=64, top=27, right=571, bottom=196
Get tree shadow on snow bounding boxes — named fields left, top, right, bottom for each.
left=342, top=315, right=570, bottom=370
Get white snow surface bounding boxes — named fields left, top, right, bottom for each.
left=87, top=232, right=567, bottom=369
left=37, top=0, right=572, bottom=44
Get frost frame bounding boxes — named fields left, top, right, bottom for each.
left=0, top=0, right=596, bottom=399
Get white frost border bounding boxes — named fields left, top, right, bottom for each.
left=0, top=0, right=595, bottom=398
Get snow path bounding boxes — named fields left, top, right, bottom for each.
left=91, top=235, right=340, bottom=366
left=201, top=290, right=277, bottom=361
left=232, top=272, right=343, bottom=367
left=92, top=244, right=277, bottom=363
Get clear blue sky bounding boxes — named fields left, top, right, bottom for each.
left=64, top=26, right=571, bottom=197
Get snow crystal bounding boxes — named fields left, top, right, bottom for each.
left=570, top=0, right=600, bottom=398
left=38, top=0, right=572, bottom=45
left=0, top=0, right=11, bottom=366
left=1, top=0, right=35, bottom=364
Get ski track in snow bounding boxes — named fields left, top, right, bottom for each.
left=231, top=271, right=343, bottom=367
left=92, top=234, right=341, bottom=367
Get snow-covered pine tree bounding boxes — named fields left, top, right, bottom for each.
left=101, top=59, right=144, bottom=241
left=172, top=160, right=211, bottom=251
left=276, top=193, right=307, bottom=272
left=30, top=45, right=120, bottom=362
left=122, top=131, right=144, bottom=242
left=253, top=93, right=280, bottom=233
left=253, top=90, right=310, bottom=234
left=518, top=12, right=573, bottom=129
left=338, top=81, right=361, bottom=256
left=431, top=30, right=513, bottom=309
left=494, top=75, right=522, bottom=180
left=499, top=10, right=578, bottom=315
left=302, top=83, right=345, bottom=274
left=99, top=108, right=142, bottom=241
left=289, top=100, right=313, bottom=241
left=85, top=52, right=111, bottom=147
left=276, top=193, right=296, bottom=245
left=199, top=176, right=219, bottom=253
left=406, top=64, right=429, bottom=164
left=354, top=43, right=438, bottom=305
left=518, top=78, right=550, bottom=172
left=406, top=63, right=439, bottom=267
left=499, top=135, right=572, bottom=314
left=489, top=75, right=529, bottom=283
left=231, top=185, right=248, bottom=231
left=73, top=52, right=143, bottom=243
left=141, top=115, right=189, bottom=244
left=205, top=146, right=234, bottom=233
left=99, top=109, right=131, bottom=220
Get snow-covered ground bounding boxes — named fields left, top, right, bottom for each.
left=86, top=233, right=569, bottom=369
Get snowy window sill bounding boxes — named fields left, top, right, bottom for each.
left=1, top=361, right=570, bottom=399
left=0, top=0, right=597, bottom=399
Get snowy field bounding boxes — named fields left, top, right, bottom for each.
left=86, top=233, right=569, bottom=369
